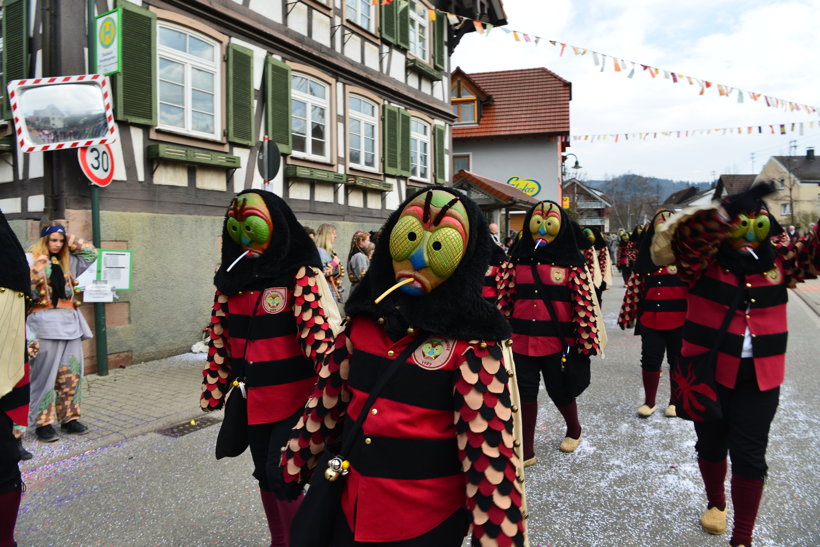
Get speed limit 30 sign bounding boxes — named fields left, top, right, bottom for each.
left=78, top=144, right=115, bottom=187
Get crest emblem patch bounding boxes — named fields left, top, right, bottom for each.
left=764, top=267, right=782, bottom=284
left=666, top=265, right=677, bottom=275
left=550, top=266, right=566, bottom=285
left=412, top=337, right=456, bottom=370
left=262, top=288, right=288, bottom=314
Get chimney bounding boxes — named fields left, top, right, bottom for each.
left=807, top=147, right=815, bottom=161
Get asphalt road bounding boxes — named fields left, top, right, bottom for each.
left=15, top=277, right=820, bottom=546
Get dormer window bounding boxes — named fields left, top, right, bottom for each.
left=451, top=80, right=477, bottom=124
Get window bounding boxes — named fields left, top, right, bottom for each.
left=157, top=24, right=220, bottom=139
left=453, top=154, right=470, bottom=173
left=408, top=1, right=428, bottom=60
left=348, top=95, right=378, bottom=170
left=346, top=0, right=374, bottom=32
left=451, top=80, right=477, bottom=124
left=780, top=202, right=791, bottom=216
left=292, top=74, right=329, bottom=161
left=410, top=118, right=430, bottom=181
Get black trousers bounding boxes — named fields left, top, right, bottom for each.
left=330, top=507, right=470, bottom=546
left=639, top=326, right=682, bottom=372
left=514, top=352, right=589, bottom=407
left=248, top=409, right=302, bottom=491
left=694, top=358, right=779, bottom=480
left=0, top=413, right=22, bottom=495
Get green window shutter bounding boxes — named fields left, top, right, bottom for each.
left=434, top=125, right=446, bottom=184
left=2, top=0, right=28, bottom=120
left=113, top=1, right=156, bottom=125
left=380, top=2, right=397, bottom=45
left=382, top=104, right=399, bottom=175
left=397, top=1, right=410, bottom=50
left=264, top=56, right=291, bottom=154
left=398, top=109, right=411, bottom=176
left=227, top=43, right=254, bottom=146
left=433, top=16, right=446, bottom=71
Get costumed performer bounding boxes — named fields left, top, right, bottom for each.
left=652, top=183, right=819, bottom=547
left=200, top=190, right=341, bottom=547
left=617, top=209, right=688, bottom=418
left=278, top=188, right=527, bottom=545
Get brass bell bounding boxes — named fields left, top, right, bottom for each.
left=39, top=289, right=46, bottom=296
left=74, top=301, right=82, bottom=307
left=72, top=279, right=79, bottom=286
left=324, top=467, right=341, bottom=482
left=406, top=327, right=415, bottom=335
left=479, top=342, right=488, bottom=349
left=377, top=317, right=385, bottom=325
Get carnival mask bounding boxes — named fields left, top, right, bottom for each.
left=727, top=210, right=771, bottom=255
left=583, top=228, right=595, bottom=244
left=654, top=211, right=672, bottom=227
left=226, top=193, right=273, bottom=257
left=388, top=190, right=469, bottom=296
left=529, top=202, right=561, bottom=248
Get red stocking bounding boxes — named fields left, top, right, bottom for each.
left=730, top=475, right=764, bottom=547
left=521, top=401, right=539, bottom=461
left=697, top=457, right=727, bottom=510
left=0, top=486, right=22, bottom=547
left=641, top=370, right=661, bottom=408
left=556, top=399, right=581, bottom=439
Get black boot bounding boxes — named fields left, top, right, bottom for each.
left=16, top=439, right=33, bottom=461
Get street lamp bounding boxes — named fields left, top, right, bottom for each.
left=563, top=153, right=582, bottom=170
left=561, top=153, right=583, bottom=220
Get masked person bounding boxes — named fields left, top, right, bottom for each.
left=200, top=190, right=340, bottom=547
left=585, top=227, right=612, bottom=306
left=0, top=210, right=30, bottom=547
left=497, top=201, right=601, bottom=462
left=278, top=188, right=526, bottom=546
left=618, top=209, right=687, bottom=418
left=617, top=229, right=631, bottom=282
left=652, top=183, right=819, bottom=547
left=26, top=223, right=97, bottom=442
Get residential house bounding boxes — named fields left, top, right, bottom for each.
left=714, top=174, right=755, bottom=200
left=450, top=66, right=572, bottom=232
left=452, top=169, right=537, bottom=235
left=755, top=148, right=820, bottom=229
left=0, top=0, right=506, bottom=369
left=562, top=177, right=612, bottom=232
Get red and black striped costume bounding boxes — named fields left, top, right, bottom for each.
left=618, top=267, right=688, bottom=331
left=281, top=316, right=525, bottom=545
left=201, top=266, right=333, bottom=418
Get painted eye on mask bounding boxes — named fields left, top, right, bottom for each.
left=530, top=215, right=560, bottom=238
left=227, top=215, right=271, bottom=246
left=426, top=227, right=465, bottom=278
left=390, top=215, right=424, bottom=261
left=729, top=214, right=751, bottom=240
left=753, top=214, right=771, bottom=241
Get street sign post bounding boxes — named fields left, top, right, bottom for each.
left=78, top=144, right=115, bottom=187
left=257, top=136, right=281, bottom=189
left=95, top=9, right=122, bottom=75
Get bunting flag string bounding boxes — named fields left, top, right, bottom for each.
left=570, top=120, right=818, bottom=143
left=428, top=7, right=819, bottom=116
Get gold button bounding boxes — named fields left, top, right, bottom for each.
left=745, top=314, right=750, bottom=319
left=406, top=327, right=415, bottom=335
left=751, top=334, right=756, bottom=338
left=507, top=369, right=514, bottom=378
left=513, top=440, right=521, bottom=447
left=371, top=408, right=378, bottom=415
left=750, top=298, right=756, bottom=303
left=365, top=437, right=372, bottom=445
left=248, top=361, right=253, bottom=365
left=746, top=283, right=752, bottom=287
left=377, top=317, right=385, bottom=325
left=480, top=342, right=488, bottom=349
left=387, top=350, right=395, bottom=357
left=534, top=289, right=538, bottom=294
left=505, top=339, right=513, bottom=347
left=511, top=405, right=519, bottom=413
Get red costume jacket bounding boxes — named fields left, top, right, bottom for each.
left=672, top=212, right=819, bottom=390
left=281, top=316, right=525, bottom=545
left=618, top=267, right=688, bottom=331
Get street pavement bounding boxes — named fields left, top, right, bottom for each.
left=15, top=276, right=820, bottom=546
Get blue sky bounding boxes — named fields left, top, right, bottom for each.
left=450, top=0, right=820, bottom=182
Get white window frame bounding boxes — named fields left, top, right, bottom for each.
left=291, top=74, right=330, bottom=162
left=156, top=22, right=221, bottom=141
left=780, top=202, right=791, bottom=216
left=348, top=95, right=379, bottom=172
left=410, top=118, right=431, bottom=182
left=345, top=0, right=374, bottom=32
left=409, top=1, right=429, bottom=61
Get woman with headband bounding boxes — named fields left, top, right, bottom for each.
left=26, top=223, right=97, bottom=443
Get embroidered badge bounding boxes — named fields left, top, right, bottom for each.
left=550, top=266, right=566, bottom=284
left=666, top=265, right=677, bottom=275
left=262, top=288, right=287, bottom=314
left=412, top=337, right=456, bottom=370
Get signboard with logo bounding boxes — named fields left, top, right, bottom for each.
left=506, top=176, right=541, bottom=197
left=95, top=9, right=122, bottom=75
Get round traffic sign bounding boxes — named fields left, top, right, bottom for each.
left=78, top=144, right=115, bottom=187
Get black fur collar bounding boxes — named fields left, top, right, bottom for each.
left=508, top=201, right=585, bottom=267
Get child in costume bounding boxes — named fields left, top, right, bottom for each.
left=617, top=209, right=688, bottom=418
left=200, top=190, right=340, bottom=547
left=26, top=224, right=97, bottom=442
left=278, top=188, right=526, bottom=546
left=0, top=209, right=30, bottom=546
left=497, top=201, right=601, bottom=462
left=652, top=183, right=819, bottom=547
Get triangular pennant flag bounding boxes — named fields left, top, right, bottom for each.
left=473, top=20, right=485, bottom=34
left=671, top=72, right=678, bottom=83
left=513, top=31, right=520, bottom=41
left=613, top=59, right=622, bottom=72
left=628, top=63, right=635, bottom=78
left=737, top=90, right=744, bottom=103
left=428, top=8, right=436, bottom=21
left=600, top=55, right=606, bottom=72
left=593, top=52, right=600, bottom=66
left=560, top=43, right=566, bottom=56
left=485, top=23, right=494, bottom=35
left=447, top=13, right=459, bottom=25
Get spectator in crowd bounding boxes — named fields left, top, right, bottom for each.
left=26, top=222, right=97, bottom=443
left=488, top=222, right=501, bottom=244
left=346, top=230, right=371, bottom=297
left=786, top=224, right=798, bottom=240
left=315, top=224, right=344, bottom=303
left=304, top=226, right=315, bottom=240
